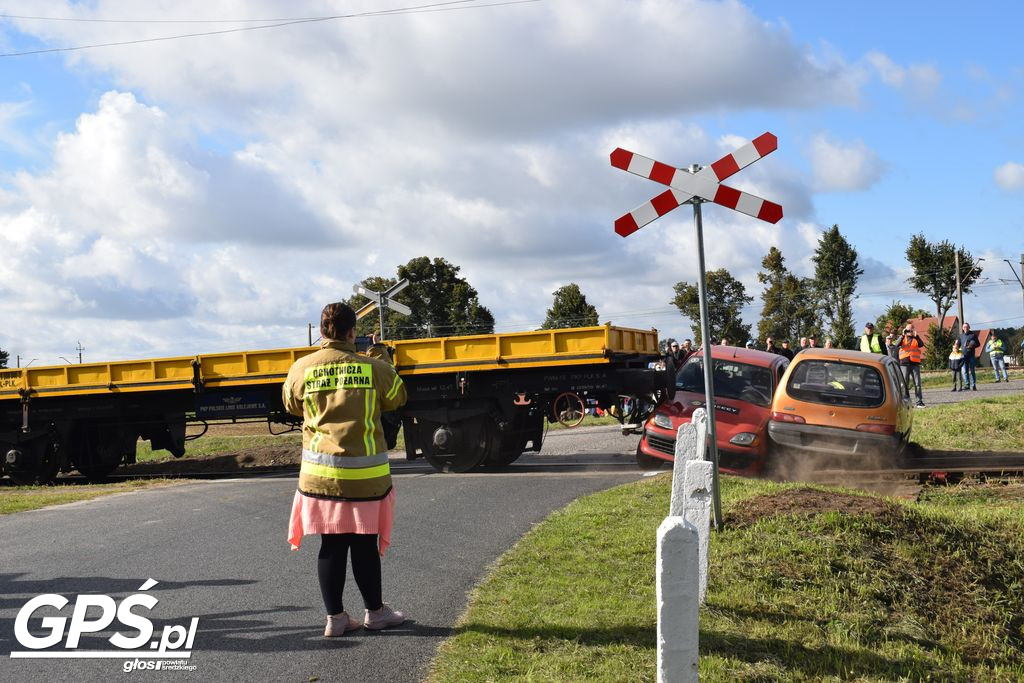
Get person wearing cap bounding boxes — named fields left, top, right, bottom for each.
left=284, top=302, right=409, bottom=637
left=778, top=340, right=794, bottom=360
left=858, top=322, right=885, bottom=354
left=884, top=332, right=900, bottom=361
left=745, top=339, right=755, bottom=349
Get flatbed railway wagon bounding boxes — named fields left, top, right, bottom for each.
left=0, top=325, right=667, bottom=483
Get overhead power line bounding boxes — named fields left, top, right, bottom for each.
left=0, top=0, right=540, bottom=57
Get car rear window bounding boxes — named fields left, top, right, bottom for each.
left=676, top=358, right=774, bottom=407
left=786, top=359, right=885, bottom=408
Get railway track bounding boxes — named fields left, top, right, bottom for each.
left=6, top=450, right=1024, bottom=491
left=1, top=454, right=644, bottom=486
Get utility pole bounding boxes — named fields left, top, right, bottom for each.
left=76, top=341, right=84, bottom=364
left=955, top=251, right=964, bottom=327
left=1004, top=255, right=1024, bottom=319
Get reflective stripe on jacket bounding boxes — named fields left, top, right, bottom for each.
left=283, top=339, right=408, bottom=501
left=859, top=333, right=883, bottom=354
left=988, top=339, right=1005, bottom=358
left=898, top=337, right=923, bottom=364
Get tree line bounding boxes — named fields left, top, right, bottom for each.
left=670, top=227, right=988, bottom=369
left=0, top=233, right=997, bottom=370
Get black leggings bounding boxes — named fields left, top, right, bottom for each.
left=317, top=533, right=383, bottom=615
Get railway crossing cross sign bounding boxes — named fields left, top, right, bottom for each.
left=353, top=279, right=412, bottom=340
left=610, top=132, right=782, bottom=236
left=610, top=132, right=783, bottom=532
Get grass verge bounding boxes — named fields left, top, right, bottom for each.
left=919, top=366, right=1002, bottom=389
left=428, top=475, right=1024, bottom=682
left=0, top=479, right=186, bottom=515
left=912, top=394, right=1024, bottom=451
left=136, top=434, right=302, bottom=463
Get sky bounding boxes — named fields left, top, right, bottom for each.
left=0, top=0, right=1022, bottom=366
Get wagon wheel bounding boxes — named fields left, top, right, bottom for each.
left=423, top=416, right=495, bottom=473
left=552, top=392, right=586, bottom=428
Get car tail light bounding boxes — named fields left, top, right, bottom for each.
left=856, top=423, right=896, bottom=435
left=770, top=411, right=805, bottom=424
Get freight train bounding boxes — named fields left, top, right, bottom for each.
left=0, top=325, right=669, bottom=483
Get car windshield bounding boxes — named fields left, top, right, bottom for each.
left=676, top=357, right=774, bottom=407
left=786, top=359, right=885, bottom=408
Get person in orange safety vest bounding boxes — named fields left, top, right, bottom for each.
left=898, top=324, right=925, bottom=407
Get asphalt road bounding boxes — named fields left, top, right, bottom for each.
left=0, top=466, right=642, bottom=682
left=920, top=374, right=1021, bottom=406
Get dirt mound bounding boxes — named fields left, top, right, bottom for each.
left=725, top=486, right=900, bottom=528
left=121, top=444, right=301, bottom=476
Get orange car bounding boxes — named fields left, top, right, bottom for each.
left=768, top=349, right=913, bottom=458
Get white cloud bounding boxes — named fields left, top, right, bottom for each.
left=865, top=51, right=941, bottom=97
left=807, top=133, right=885, bottom=192
left=994, top=161, right=1024, bottom=192
left=0, top=0, right=870, bottom=362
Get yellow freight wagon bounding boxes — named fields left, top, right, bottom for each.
left=0, top=325, right=665, bottom=482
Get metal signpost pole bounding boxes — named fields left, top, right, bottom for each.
left=955, top=251, right=964, bottom=326
left=690, top=192, right=723, bottom=532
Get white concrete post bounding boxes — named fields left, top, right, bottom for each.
left=656, top=408, right=713, bottom=682
left=671, top=409, right=712, bottom=603
left=656, top=517, right=700, bottom=683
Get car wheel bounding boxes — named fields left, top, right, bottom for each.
left=635, top=444, right=665, bottom=470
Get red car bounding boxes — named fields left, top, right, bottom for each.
left=636, top=346, right=790, bottom=475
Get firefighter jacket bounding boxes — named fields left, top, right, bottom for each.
left=283, top=339, right=408, bottom=501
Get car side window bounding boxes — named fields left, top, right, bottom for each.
left=885, top=362, right=905, bottom=401
left=776, top=361, right=788, bottom=389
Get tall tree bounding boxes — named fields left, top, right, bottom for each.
left=346, top=257, right=495, bottom=339
left=756, top=246, right=820, bottom=343
left=905, top=233, right=983, bottom=326
left=672, top=268, right=752, bottom=345
left=874, top=300, right=930, bottom=336
left=0, top=347, right=8, bottom=368
left=541, top=283, right=599, bottom=329
left=812, top=224, right=863, bottom=349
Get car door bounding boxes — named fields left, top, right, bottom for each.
left=884, top=359, right=912, bottom=439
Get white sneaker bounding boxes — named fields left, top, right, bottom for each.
left=364, top=603, right=405, bottom=630
left=324, top=611, right=360, bottom=637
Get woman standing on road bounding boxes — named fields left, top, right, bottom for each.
left=283, top=303, right=409, bottom=637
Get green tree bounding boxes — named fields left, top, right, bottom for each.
left=541, top=283, right=599, bottom=329
left=812, top=225, right=863, bottom=349
left=346, top=258, right=494, bottom=340
left=672, top=268, right=752, bottom=346
left=905, top=233, right=983, bottom=327
left=0, top=347, right=8, bottom=368
left=756, top=246, right=820, bottom=343
left=874, top=300, right=930, bottom=337
left=923, top=323, right=955, bottom=371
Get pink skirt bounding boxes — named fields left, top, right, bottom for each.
left=287, top=488, right=396, bottom=556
